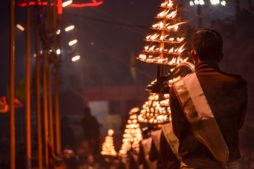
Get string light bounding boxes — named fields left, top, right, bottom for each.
left=189, top=0, right=227, bottom=6
left=68, top=39, right=78, bottom=46
left=65, top=25, right=75, bottom=32
left=71, top=55, right=80, bottom=62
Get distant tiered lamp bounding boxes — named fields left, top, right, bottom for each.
left=101, top=129, right=117, bottom=157
left=119, top=108, right=143, bottom=156
left=138, top=93, right=171, bottom=125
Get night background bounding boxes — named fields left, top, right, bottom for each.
left=0, top=0, right=254, bottom=168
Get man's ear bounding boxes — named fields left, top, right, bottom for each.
left=191, top=49, right=198, bottom=64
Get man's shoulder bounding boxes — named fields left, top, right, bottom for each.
left=219, top=71, right=247, bottom=88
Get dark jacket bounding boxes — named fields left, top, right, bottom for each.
left=170, top=62, right=247, bottom=162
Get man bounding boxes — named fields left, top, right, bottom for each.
left=169, top=29, right=247, bottom=169
left=81, top=106, right=101, bottom=155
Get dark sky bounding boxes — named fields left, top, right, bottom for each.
left=0, top=0, right=251, bottom=90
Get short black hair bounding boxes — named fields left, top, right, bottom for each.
left=192, top=28, right=223, bottom=62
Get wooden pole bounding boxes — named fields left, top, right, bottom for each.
left=34, top=15, right=43, bottom=169
left=9, top=0, right=16, bottom=168
left=48, top=66, right=55, bottom=153
left=55, top=0, right=62, bottom=155
left=42, top=51, right=49, bottom=168
left=25, top=1, right=32, bottom=168
left=55, top=67, right=61, bottom=155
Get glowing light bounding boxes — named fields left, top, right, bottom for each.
left=101, top=129, right=117, bottom=156
left=62, top=0, right=72, bottom=7
left=190, top=0, right=205, bottom=5
left=152, top=21, right=165, bottom=29
left=68, top=39, right=78, bottom=46
left=161, top=0, right=173, bottom=8
left=210, top=0, right=220, bottom=5
left=166, top=10, right=177, bottom=19
left=108, top=129, right=114, bottom=136
left=69, top=0, right=103, bottom=8
left=71, top=55, right=80, bottom=62
left=56, top=29, right=61, bottom=35
left=18, top=0, right=104, bottom=9
left=65, top=25, right=75, bottom=32
left=221, top=0, right=226, bottom=6
left=119, top=108, right=142, bottom=156
left=138, top=93, right=171, bottom=124
left=199, top=0, right=205, bottom=5
left=16, top=24, right=25, bottom=31
left=56, top=49, right=61, bottom=55
left=157, top=9, right=169, bottom=18
left=137, top=0, right=188, bottom=65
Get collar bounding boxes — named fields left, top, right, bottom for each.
left=195, top=62, right=220, bottom=73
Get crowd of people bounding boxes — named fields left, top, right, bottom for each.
left=58, top=106, right=126, bottom=169
left=60, top=145, right=125, bottom=169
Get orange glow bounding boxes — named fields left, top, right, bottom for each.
left=119, top=108, right=142, bottom=156
left=58, top=0, right=63, bottom=14
left=138, top=93, right=171, bottom=124
left=18, top=0, right=103, bottom=10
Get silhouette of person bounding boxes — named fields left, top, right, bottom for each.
left=81, top=106, right=101, bottom=155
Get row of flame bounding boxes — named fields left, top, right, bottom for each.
left=152, top=21, right=186, bottom=31
left=146, top=33, right=185, bottom=43
left=138, top=54, right=187, bottom=65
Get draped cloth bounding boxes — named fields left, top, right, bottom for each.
left=172, top=73, right=229, bottom=164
